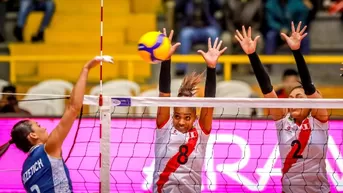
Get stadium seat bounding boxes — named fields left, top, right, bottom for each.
left=131, top=0, right=161, bottom=13
left=135, top=89, right=159, bottom=116
left=90, top=80, right=140, bottom=97
left=56, top=0, right=130, bottom=15
left=0, top=79, right=9, bottom=90
left=19, top=99, right=58, bottom=116
left=0, top=79, right=9, bottom=100
left=215, top=80, right=255, bottom=118
left=170, top=79, right=184, bottom=97
left=20, top=86, right=66, bottom=115
left=103, top=80, right=141, bottom=96
left=9, top=44, right=137, bottom=55
left=9, top=0, right=159, bottom=89
left=216, top=80, right=252, bottom=97
left=37, top=79, right=74, bottom=93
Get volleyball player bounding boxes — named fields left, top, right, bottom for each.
left=235, top=22, right=330, bottom=193
left=0, top=56, right=113, bottom=192
left=153, top=28, right=226, bottom=193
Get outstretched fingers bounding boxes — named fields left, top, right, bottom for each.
left=216, top=40, right=223, bottom=50
left=300, top=33, right=308, bottom=40
left=291, top=21, right=296, bottom=33
left=219, top=47, right=227, bottom=55
left=280, top=33, right=288, bottom=40
left=171, top=42, right=181, bottom=50
left=296, top=21, right=302, bottom=33
left=299, top=25, right=307, bottom=35
left=236, top=30, right=244, bottom=40
left=168, top=30, right=174, bottom=40
left=162, top=28, right=167, bottom=37
left=207, top=37, right=212, bottom=50
left=242, top=26, right=247, bottom=38
left=248, top=26, right=252, bottom=39
left=162, top=28, right=174, bottom=41
left=253, top=36, right=260, bottom=44
left=197, top=49, right=206, bottom=57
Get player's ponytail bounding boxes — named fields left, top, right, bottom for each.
left=0, top=140, right=13, bottom=158
left=178, top=72, right=204, bottom=97
left=0, top=120, right=33, bottom=157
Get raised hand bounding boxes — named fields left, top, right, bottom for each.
left=280, top=21, right=308, bottom=50
left=235, top=26, right=260, bottom=55
left=94, top=55, right=114, bottom=63
left=85, top=55, right=114, bottom=69
left=162, top=28, right=181, bottom=60
left=197, top=37, right=227, bottom=68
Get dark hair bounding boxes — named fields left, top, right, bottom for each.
left=0, top=120, right=33, bottom=158
left=2, top=85, right=16, bottom=93
left=178, top=72, right=204, bottom=97
left=282, top=69, right=299, bottom=80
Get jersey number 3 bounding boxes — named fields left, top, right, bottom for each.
left=177, top=145, right=189, bottom=165
left=291, top=140, right=303, bottom=158
left=30, top=185, right=41, bottom=193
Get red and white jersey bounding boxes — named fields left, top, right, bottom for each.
left=153, top=118, right=210, bottom=193
left=275, top=114, right=330, bottom=193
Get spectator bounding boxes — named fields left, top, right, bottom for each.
left=305, top=0, right=320, bottom=27
left=264, top=0, right=310, bottom=55
left=221, top=0, right=264, bottom=54
left=0, top=0, right=6, bottom=42
left=175, top=0, right=221, bottom=76
left=0, top=85, right=31, bottom=115
left=0, top=85, right=16, bottom=109
left=324, top=0, right=343, bottom=22
left=13, top=0, right=55, bottom=42
left=276, top=69, right=300, bottom=98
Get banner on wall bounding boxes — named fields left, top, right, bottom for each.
left=0, top=118, right=342, bottom=192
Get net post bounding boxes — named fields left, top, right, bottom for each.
left=100, top=96, right=111, bottom=193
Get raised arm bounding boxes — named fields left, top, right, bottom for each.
left=235, top=26, right=287, bottom=121
left=156, top=28, right=181, bottom=128
left=45, top=56, right=113, bottom=158
left=281, top=21, right=329, bottom=122
left=197, top=37, right=227, bottom=134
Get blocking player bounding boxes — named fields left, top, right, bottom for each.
left=235, top=22, right=330, bottom=193
left=154, top=28, right=226, bottom=193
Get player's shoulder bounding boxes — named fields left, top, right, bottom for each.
left=308, top=115, right=329, bottom=129
left=24, top=145, right=47, bottom=163
left=275, top=113, right=291, bottom=124
left=22, top=145, right=44, bottom=171
left=157, top=116, right=173, bottom=130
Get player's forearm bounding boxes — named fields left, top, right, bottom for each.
left=292, top=49, right=316, bottom=95
left=248, top=52, right=273, bottom=94
left=69, top=65, right=90, bottom=111
left=204, top=67, right=216, bottom=97
left=159, top=60, right=171, bottom=94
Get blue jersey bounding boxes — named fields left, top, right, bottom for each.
left=21, top=145, right=72, bottom=193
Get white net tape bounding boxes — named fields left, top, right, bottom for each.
left=1, top=93, right=343, bottom=193
left=87, top=95, right=343, bottom=109
left=4, top=93, right=343, bottom=109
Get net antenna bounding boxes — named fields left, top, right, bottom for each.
left=99, top=0, right=111, bottom=192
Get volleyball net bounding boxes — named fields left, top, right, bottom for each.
left=0, top=96, right=343, bottom=193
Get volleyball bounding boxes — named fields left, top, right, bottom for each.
left=138, top=31, right=171, bottom=63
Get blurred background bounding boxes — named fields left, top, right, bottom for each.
left=0, top=0, right=342, bottom=117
